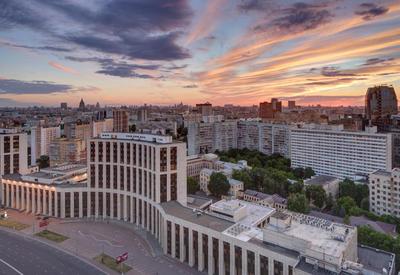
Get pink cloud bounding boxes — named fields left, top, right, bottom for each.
left=48, top=61, right=78, bottom=74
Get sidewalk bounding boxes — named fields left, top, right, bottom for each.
left=4, top=209, right=204, bottom=275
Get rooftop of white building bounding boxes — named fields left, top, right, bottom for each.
left=96, top=132, right=177, bottom=144
left=4, top=164, right=87, bottom=186
left=370, top=169, right=391, bottom=177
left=265, top=211, right=356, bottom=259
left=0, top=128, right=21, bottom=134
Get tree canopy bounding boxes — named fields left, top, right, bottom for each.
left=208, top=172, right=230, bottom=198
left=287, top=193, right=309, bottom=214
left=305, top=185, right=326, bottom=208
left=187, top=177, right=199, bottom=194
left=339, top=179, right=368, bottom=206
left=37, top=155, right=50, bottom=169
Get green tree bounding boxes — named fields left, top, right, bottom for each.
left=325, top=193, right=335, bottom=210
left=129, top=124, right=136, bottom=132
left=339, top=179, right=369, bottom=207
left=288, top=181, right=304, bottom=194
left=187, top=177, right=199, bottom=194
left=232, top=170, right=252, bottom=190
left=337, top=196, right=357, bottom=213
left=360, top=197, right=369, bottom=211
left=292, top=167, right=305, bottom=179
left=37, top=155, right=50, bottom=169
left=304, top=167, right=315, bottom=179
left=305, top=185, right=326, bottom=208
left=208, top=172, right=230, bottom=198
left=287, top=193, right=309, bottom=214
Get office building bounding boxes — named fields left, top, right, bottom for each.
left=187, top=120, right=237, bottom=155
left=113, top=109, right=129, bottom=132
left=290, top=125, right=393, bottom=179
left=369, top=168, right=400, bottom=218
left=49, top=138, right=86, bottom=166
left=0, top=128, right=28, bottom=176
left=30, top=126, right=61, bottom=165
left=0, top=128, right=28, bottom=205
left=237, top=121, right=290, bottom=158
left=365, top=85, right=397, bottom=121
left=1, top=132, right=396, bottom=275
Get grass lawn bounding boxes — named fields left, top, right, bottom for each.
left=35, top=230, right=69, bottom=243
left=0, top=219, right=29, bottom=231
left=94, top=253, right=132, bottom=273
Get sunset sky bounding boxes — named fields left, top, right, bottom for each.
left=0, top=0, right=399, bottom=107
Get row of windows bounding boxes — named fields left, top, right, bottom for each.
left=89, top=164, right=177, bottom=203
left=166, top=221, right=293, bottom=275
left=90, top=142, right=178, bottom=172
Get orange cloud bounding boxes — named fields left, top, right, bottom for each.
left=192, top=3, right=400, bottom=106
left=48, top=61, right=78, bottom=74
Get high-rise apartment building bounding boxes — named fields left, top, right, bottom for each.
left=187, top=120, right=237, bottom=155
left=30, top=126, right=61, bottom=165
left=137, top=108, right=148, bottom=122
left=113, top=109, right=129, bottom=132
left=290, top=125, right=393, bottom=179
left=288, top=100, right=296, bottom=110
left=196, top=102, right=213, bottom=116
left=365, top=85, right=397, bottom=121
left=1, top=132, right=395, bottom=275
left=237, top=121, right=290, bottom=157
left=259, top=98, right=282, bottom=119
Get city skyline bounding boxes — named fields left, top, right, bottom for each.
left=0, top=0, right=399, bottom=107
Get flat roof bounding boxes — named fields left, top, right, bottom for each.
left=186, top=195, right=212, bottom=209
left=249, top=238, right=299, bottom=259
left=370, top=169, right=391, bottom=177
left=267, top=212, right=356, bottom=258
left=97, top=132, right=176, bottom=144
left=357, top=245, right=395, bottom=274
left=161, top=201, right=234, bottom=232
left=295, top=258, right=333, bottom=275
left=305, top=175, right=338, bottom=185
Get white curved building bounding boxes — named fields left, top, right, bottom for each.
left=1, top=133, right=395, bottom=275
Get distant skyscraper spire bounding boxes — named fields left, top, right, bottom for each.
left=78, top=98, right=85, bottom=111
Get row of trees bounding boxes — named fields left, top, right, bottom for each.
left=287, top=178, right=370, bottom=215
left=218, top=148, right=314, bottom=179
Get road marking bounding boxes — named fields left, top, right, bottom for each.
left=0, top=258, right=24, bottom=275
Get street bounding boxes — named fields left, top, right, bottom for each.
left=0, top=229, right=104, bottom=275
left=3, top=210, right=205, bottom=275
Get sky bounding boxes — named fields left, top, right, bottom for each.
left=0, top=0, right=399, bottom=107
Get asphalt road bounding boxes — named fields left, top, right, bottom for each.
left=0, top=230, right=105, bottom=275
